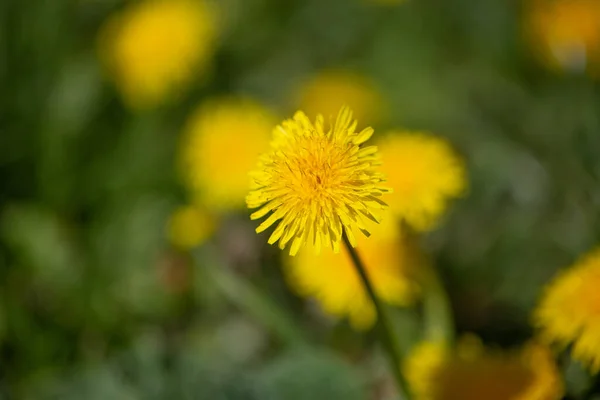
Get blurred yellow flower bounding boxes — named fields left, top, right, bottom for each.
left=295, top=70, right=385, bottom=127
left=99, top=0, right=217, bottom=109
left=247, top=107, right=390, bottom=256
left=378, top=132, right=466, bottom=232
left=534, top=248, right=600, bottom=372
left=404, top=337, right=563, bottom=400
left=167, top=205, right=215, bottom=250
left=284, top=214, right=419, bottom=329
left=527, top=0, right=600, bottom=74
left=180, top=98, right=276, bottom=212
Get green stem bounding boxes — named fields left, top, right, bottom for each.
left=421, top=266, right=454, bottom=344
left=401, top=224, right=454, bottom=345
left=343, top=235, right=411, bottom=399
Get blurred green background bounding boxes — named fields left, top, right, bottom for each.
left=2, top=0, right=600, bottom=398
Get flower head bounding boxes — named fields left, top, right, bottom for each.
left=167, top=205, right=215, bottom=250
left=295, top=70, right=385, bottom=127
left=247, top=107, right=390, bottom=256
left=180, top=98, right=276, bottom=211
left=379, top=132, right=466, bottom=231
left=534, top=248, right=600, bottom=372
left=404, top=337, right=563, bottom=400
left=526, top=0, right=600, bottom=74
left=284, top=214, right=419, bottom=329
left=99, top=0, right=217, bottom=109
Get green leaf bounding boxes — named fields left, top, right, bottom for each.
left=1, top=203, right=82, bottom=292
left=256, top=349, right=367, bottom=400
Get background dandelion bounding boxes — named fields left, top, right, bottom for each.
left=99, top=0, right=217, bottom=109
left=5, top=0, right=600, bottom=398
left=167, top=205, right=215, bottom=250
left=378, top=131, right=466, bottom=231
left=404, top=337, right=563, bottom=400
left=293, top=70, right=386, bottom=127
left=179, top=98, right=277, bottom=212
left=525, top=0, right=600, bottom=75
left=534, top=248, right=600, bottom=372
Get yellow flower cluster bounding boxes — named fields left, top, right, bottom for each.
left=284, top=213, right=419, bottom=329
left=247, top=106, right=390, bottom=256
left=170, top=98, right=276, bottom=249
left=404, top=337, right=563, bottom=400
left=240, top=98, right=466, bottom=326
left=526, top=0, right=600, bottom=74
left=168, top=98, right=275, bottom=249
left=534, top=248, right=600, bottom=372
left=99, top=0, right=217, bottom=109
left=294, top=72, right=466, bottom=232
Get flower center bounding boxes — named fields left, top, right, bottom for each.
left=286, top=139, right=349, bottom=201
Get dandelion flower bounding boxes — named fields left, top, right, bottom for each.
left=247, top=106, right=390, bottom=256
left=180, top=98, right=276, bottom=211
left=295, top=70, right=385, bottom=127
left=534, top=248, right=600, bottom=372
left=379, top=132, right=466, bottom=231
left=404, top=337, right=563, bottom=400
left=167, top=205, right=215, bottom=250
left=284, top=214, right=419, bottom=329
left=526, top=0, right=600, bottom=74
left=99, top=0, right=217, bottom=109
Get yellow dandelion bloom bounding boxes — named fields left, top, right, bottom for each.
left=295, top=70, right=385, bottom=127
left=534, top=248, right=600, bottom=372
left=379, top=132, right=466, bottom=231
left=284, top=214, right=419, bottom=329
left=180, top=98, right=276, bottom=212
left=167, top=205, right=215, bottom=250
left=404, top=337, right=563, bottom=400
left=99, top=0, right=217, bottom=109
left=526, top=0, right=600, bottom=74
left=247, top=107, right=390, bottom=256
